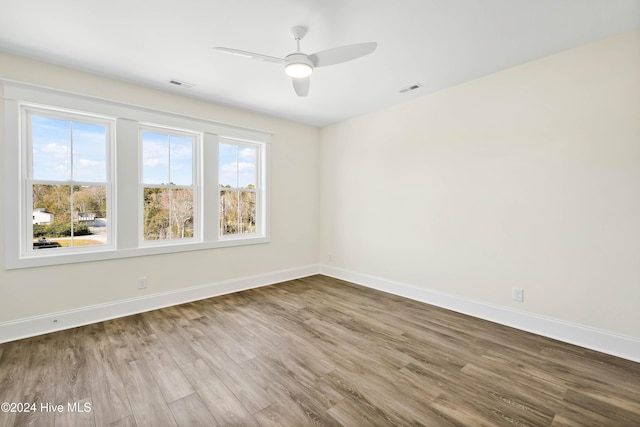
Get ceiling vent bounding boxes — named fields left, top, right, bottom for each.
left=168, top=79, right=194, bottom=89
left=399, top=83, right=423, bottom=94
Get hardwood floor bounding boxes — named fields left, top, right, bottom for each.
left=1, top=275, right=639, bottom=426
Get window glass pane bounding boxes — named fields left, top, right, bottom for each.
left=238, top=146, right=257, bottom=189
left=31, top=184, right=107, bottom=249
left=170, top=188, right=194, bottom=238
left=142, top=132, right=169, bottom=184
left=219, top=142, right=259, bottom=237
left=32, top=184, right=71, bottom=250
left=219, top=189, right=255, bottom=236
left=72, top=185, right=107, bottom=247
left=219, top=143, right=238, bottom=188
left=73, top=122, right=107, bottom=182
left=144, top=187, right=169, bottom=240
left=220, top=189, right=238, bottom=235
left=32, top=116, right=71, bottom=181
left=143, top=187, right=193, bottom=240
left=240, top=191, right=256, bottom=234
left=170, top=136, right=193, bottom=186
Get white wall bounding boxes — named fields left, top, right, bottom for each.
left=0, top=52, right=320, bottom=324
left=320, top=29, right=640, bottom=340
left=2, top=29, right=639, bottom=356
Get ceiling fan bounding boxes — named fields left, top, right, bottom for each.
left=213, top=26, right=377, bottom=97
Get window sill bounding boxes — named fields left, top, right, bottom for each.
left=6, top=236, right=270, bottom=270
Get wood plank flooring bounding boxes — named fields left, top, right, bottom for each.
left=1, top=275, right=639, bottom=426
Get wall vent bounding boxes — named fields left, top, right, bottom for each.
left=399, top=83, right=423, bottom=93
left=168, top=79, right=194, bottom=88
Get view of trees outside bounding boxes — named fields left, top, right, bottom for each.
left=220, top=187, right=256, bottom=235
left=30, top=113, right=108, bottom=249
left=219, top=142, right=257, bottom=235
left=142, top=130, right=195, bottom=241
left=29, top=115, right=261, bottom=248
left=32, top=184, right=107, bottom=248
left=143, top=188, right=194, bottom=240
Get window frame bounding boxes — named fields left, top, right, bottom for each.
left=22, top=104, right=116, bottom=258
left=138, top=124, right=201, bottom=246
left=3, top=81, right=271, bottom=270
left=218, top=138, right=263, bottom=239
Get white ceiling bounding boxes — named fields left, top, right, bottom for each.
left=1, top=0, right=639, bottom=127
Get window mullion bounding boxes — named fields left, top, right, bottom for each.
left=69, top=121, right=74, bottom=181
left=167, top=134, right=171, bottom=185
left=69, top=184, right=74, bottom=246
left=117, top=118, right=139, bottom=250
left=236, top=189, right=241, bottom=234
left=69, top=121, right=74, bottom=245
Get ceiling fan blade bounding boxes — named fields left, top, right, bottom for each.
left=309, top=42, right=377, bottom=67
left=212, top=47, right=283, bottom=64
left=292, top=77, right=310, bottom=97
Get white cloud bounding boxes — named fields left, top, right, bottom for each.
left=219, top=161, right=256, bottom=188
left=144, top=157, right=165, bottom=167
left=77, top=158, right=102, bottom=168
left=239, top=147, right=255, bottom=160
left=237, top=161, right=254, bottom=171
left=143, top=140, right=168, bottom=169
left=40, top=142, right=69, bottom=157
left=170, top=144, right=192, bottom=159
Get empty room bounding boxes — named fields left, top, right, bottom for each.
left=1, top=1, right=639, bottom=426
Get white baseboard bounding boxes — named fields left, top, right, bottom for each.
left=2, top=263, right=639, bottom=364
left=0, top=264, right=320, bottom=344
left=320, top=265, right=640, bottom=363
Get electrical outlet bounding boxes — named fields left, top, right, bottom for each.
left=512, top=288, right=524, bottom=302
left=137, top=277, right=147, bottom=290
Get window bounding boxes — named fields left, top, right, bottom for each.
left=219, top=141, right=259, bottom=236
left=25, top=106, right=113, bottom=254
left=4, top=82, right=270, bottom=269
left=141, top=127, right=198, bottom=242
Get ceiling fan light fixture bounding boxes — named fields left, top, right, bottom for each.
left=285, top=62, right=313, bottom=78
left=284, top=53, right=314, bottom=78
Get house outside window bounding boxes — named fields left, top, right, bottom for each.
left=33, top=208, right=54, bottom=225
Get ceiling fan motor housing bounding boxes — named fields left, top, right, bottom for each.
left=284, top=53, right=314, bottom=77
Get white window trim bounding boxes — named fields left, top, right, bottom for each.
left=218, top=137, right=264, bottom=240
left=22, top=105, right=116, bottom=258
left=3, top=80, right=271, bottom=270
left=138, top=124, right=201, bottom=246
